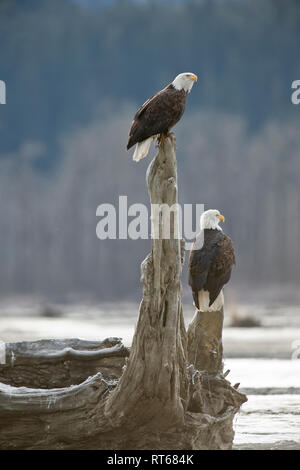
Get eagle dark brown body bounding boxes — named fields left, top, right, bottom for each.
left=127, top=84, right=187, bottom=150
left=188, top=229, right=235, bottom=309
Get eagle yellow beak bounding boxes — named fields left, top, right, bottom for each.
left=218, top=214, right=225, bottom=222
left=190, top=74, right=198, bottom=82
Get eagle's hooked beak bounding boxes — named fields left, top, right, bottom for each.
left=218, top=214, right=225, bottom=222
left=189, top=74, right=198, bottom=82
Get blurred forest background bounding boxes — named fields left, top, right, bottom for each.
left=0, top=0, right=300, bottom=302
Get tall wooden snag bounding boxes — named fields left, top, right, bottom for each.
left=0, top=136, right=246, bottom=450
left=105, top=135, right=187, bottom=432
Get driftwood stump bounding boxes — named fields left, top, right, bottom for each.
left=0, top=136, right=246, bottom=449
left=187, top=309, right=224, bottom=375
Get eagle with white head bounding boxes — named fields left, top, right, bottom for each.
left=188, top=209, right=235, bottom=312
left=127, top=72, right=197, bottom=162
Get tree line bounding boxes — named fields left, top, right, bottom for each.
left=0, top=0, right=299, bottom=300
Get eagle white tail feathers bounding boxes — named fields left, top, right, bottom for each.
left=132, top=137, right=154, bottom=162
left=197, top=290, right=224, bottom=312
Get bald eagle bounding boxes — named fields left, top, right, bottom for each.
left=188, top=210, right=235, bottom=312
left=127, top=72, right=197, bottom=162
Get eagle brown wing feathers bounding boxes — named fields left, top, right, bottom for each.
left=127, top=84, right=187, bottom=150
left=188, top=229, right=235, bottom=309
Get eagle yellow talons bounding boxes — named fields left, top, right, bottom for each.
left=158, top=134, right=166, bottom=145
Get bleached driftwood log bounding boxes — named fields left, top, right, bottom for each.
left=0, top=136, right=246, bottom=449
left=0, top=337, right=128, bottom=389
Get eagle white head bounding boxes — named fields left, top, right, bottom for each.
left=200, top=209, right=225, bottom=231
left=172, top=72, right=198, bottom=93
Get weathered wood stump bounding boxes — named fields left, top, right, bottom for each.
left=187, top=309, right=224, bottom=375
left=0, top=136, right=246, bottom=449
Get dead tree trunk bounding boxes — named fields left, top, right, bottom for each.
left=0, top=136, right=246, bottom=450
left=187, top=309, right=224, bottom=375
left=104, top=135, right=188, bottom=434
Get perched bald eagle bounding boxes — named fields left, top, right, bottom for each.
left=127, top=72, right=197, bottom=162
left=188, top=210, right=235, bottom=312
